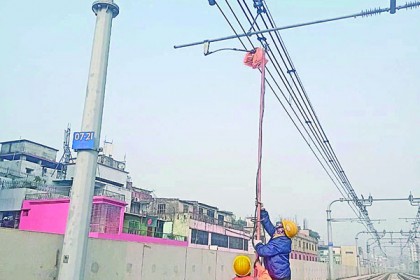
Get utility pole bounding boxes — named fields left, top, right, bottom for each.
left=57, top=1, right=119, bottom=279
left=326, top=207, right=335, bottom=280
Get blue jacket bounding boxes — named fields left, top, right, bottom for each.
left=255, top=209, right=292, bottom=279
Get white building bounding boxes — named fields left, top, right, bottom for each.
left=0, top=140, right=63, bottom=226
left=0, top=139, right=132, bottom=227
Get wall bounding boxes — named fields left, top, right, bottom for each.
left=66, top=163, right=128, bottom=187
left=20, top=199, right=69, bottom=234
left=22, top=141, right=58, bottom=161
left=0, top=141, right=57, bottom=161
left=0, top=228, right=365, bottom=280
left=341, top=246, right=357, bottom=267
left=19, top=197, right=126, bottom=235
left=173, top=213, right=190, bottom=237
left=0, top=188, right=44, bottom=211
left=0, top=160, right=23, bottom=177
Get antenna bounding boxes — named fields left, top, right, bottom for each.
left=52, top=124, right=73, bottom=179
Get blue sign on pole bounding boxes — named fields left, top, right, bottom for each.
left=72, top=132, right=95, bottom=150
left=328, top=242, right=334, bottom=247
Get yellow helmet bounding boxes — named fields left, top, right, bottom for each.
left=233, top=255, right=251, bottom=276
left=282, top=220, right=299, bottom=238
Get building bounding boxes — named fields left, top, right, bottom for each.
left=132, top=197, right=251, bottom=252
left=340, top=246, right=357, bottom=267
left=15, top=194, right=187, bottom=247
left=318, top=244, right=329, bottom=263
left=0, top=140, right=63, bottom=226
left=0, top=139, right=133, bottom=228
left=318, top=244, right=357, bottom=266
left=0, top=139, right=62, bottom=182
left=291, top=229, right=320, bottom=261
left=63, top=143, right=132, bottom=211
left=19, top=196, right=127, bottom=235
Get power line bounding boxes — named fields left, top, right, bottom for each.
left=216, top=0, right=356, bottom=206
left=174, top=1, right=420, bottom=49
left=242, top=0, right=386, bottom=246
left=210, top=0, right=387, bottom=249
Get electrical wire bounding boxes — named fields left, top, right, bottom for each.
left=221, top=0, right=356, bottom=238
left=213, top=0, right=385, bottom=249
left=217, top=0, right=352, bottom=253
left=255, top=0, right=384, bottom=240
left=240, top=0, right=386, bottom=251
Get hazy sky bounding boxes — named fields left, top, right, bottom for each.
left=1, top=0, right=419, bottom=252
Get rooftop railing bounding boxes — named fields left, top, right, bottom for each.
left=23, top=188, right=125, bottom=202
left=122, top=227, right=187, bottom=241
left=129, top=210, right=246, bottom=231
left=25, top=192, right=69, bottom=200
left=94, top=189, right=125, bottom=201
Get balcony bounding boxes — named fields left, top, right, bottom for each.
left=122, top=227, right=187, bottom=241
left=190, top=213, right=245, bottom=231
left=126, top=209, right=246, bottom=231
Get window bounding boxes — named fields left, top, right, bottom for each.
left=244, top=239, right=248, bottom=251
left=139, top=203, right=148, bottom=213
left=191, top=229, right=209, bottom=245
left=199, top=208, right=204, bottom=215
left=207, top=209, right=214, bottom=218
left=229, top=236, right=244, bottom=250
left=345, top=251, right=354, bottom=254
left=298, top=240, right=301, bottom=248
left=217, top=214, right=224, bottom=226
left=25, top=168, right=33, bottom=174
left=211, top=233, right=228, bottom=248
left=157, top=204, right=166, bottom=214
left=183, top=204, right=189, bottom=213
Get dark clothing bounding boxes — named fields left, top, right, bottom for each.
left=254, top=210, right=292, bottom=280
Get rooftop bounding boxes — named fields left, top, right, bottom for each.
left=0, top=139, right=58, bottom=151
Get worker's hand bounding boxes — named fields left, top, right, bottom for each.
left=254, top=239, right=263, bottom=246
left=256, top=200, right=265, bottom=210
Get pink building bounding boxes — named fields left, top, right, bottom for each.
left=19, top=196, right=187, bottom=247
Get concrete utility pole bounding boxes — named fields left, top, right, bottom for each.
left=326, top=207, right=334, bottom=280
left=58, top=1, right=119, bottom=279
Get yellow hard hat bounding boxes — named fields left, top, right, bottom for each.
left=233, top=255, right=251, bottom=276
left=282, top=220, right=299, bottom=238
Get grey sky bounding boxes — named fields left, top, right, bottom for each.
left=1, top=0, right=419, bottom=251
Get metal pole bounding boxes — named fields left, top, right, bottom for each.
left=356, top=237, right=361, bottom=276
left=58, top=1, right=119, bottom=280
left=327, top=208, right=334, bottom=280
left=355, top=231, right=374, bottom=276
